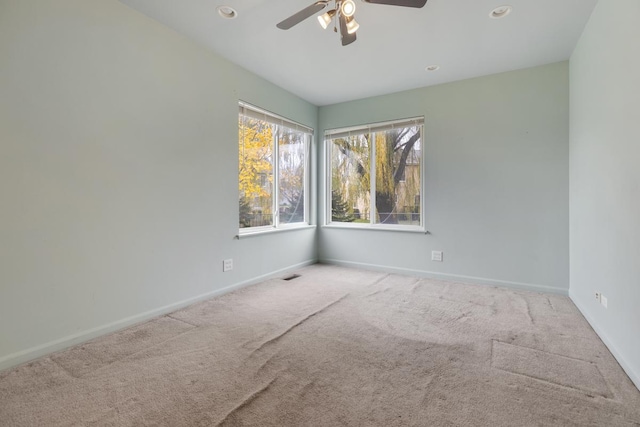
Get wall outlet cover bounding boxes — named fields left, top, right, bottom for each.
left=223, top=259, right=233, bottom=272
left=601, top=295, right=608, bottom=308
left=432, top=251, right=443, bottom=262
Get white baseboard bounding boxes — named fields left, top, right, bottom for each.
left=569, top=290, right=640, bottom=391
left=0, top=259, right=317, bottom=373
left=320, top=258, right=569, bottom=296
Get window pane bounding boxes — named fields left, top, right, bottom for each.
left=239, top=102, right=312, bottom=231
left=278, top=127, right=306, bottom=224
left=331, top=135, right=370, bottom=223
left=374, top=127, right=421, bottom=225
left=239, top=116, right=273, bottom=228
left=326, top=117, right=423, bottom=229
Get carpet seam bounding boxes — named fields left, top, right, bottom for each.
left=492, top=339, right=606, bottom=365
left=492, top=366, right=616, bottom=400
left=367, top=273, right=391, bottom=287
left=49, top=356, right=77, bottom=379
left=249, top=294, right=349, bottom=356
left=523, top=296, right=535, bottom=325
left=214, top=376, right=279, bottom=426
left=546, top=296, right=556, bottom=311
left=491, top=340, right=615, bottom=400
left=410, top=277, right=421, bottom=293
left=165, top=314, right=200, bottom=328
left=52, top=324, right=198, bottom=379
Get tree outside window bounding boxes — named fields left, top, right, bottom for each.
left=239, top=103, right=311, bottom=231
left=327, top=118, right=423, bottom=228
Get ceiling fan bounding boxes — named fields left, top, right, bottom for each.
left=276, top=0, right=428, bottom=46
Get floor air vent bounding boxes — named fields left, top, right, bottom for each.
left=283, top=274, right=301, bottom=281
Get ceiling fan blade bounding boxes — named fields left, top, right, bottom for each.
left=339, top=14, right=357, bottom=46
left=363, top=0, right=427, bottom=8
left=276, top=1, right=328, bottom=30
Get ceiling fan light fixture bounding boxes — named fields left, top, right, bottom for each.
left=341, top=0, right=356, bottom=18
left=345, top=16, right=359, bottom=34
left=318, top=9, right=336, bottom=29
left=279, top=0, right=427, bottom=46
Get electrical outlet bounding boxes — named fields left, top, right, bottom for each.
left=223, top=259, right=233, bottom=272
left=431, top=251, right=443, bottom=262
left=595, top=291, right=601, bottom=302
left=601, top=295, right=608, bottom=308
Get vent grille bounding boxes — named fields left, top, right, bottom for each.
left=283, top=274, right=301, bottom=281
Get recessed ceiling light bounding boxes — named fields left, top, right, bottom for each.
left=217, top=5, right=237, bottom=19
left=425, top=65, right=440, bottom=72
left=489, top=5, right=512, bottom=19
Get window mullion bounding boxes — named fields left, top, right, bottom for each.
left=326, top=136, right=332, bottom=225
left=273, top=126, right=279, bottom=228
left=420, top=124, right=425, bottom=229
left=370, top=132, right=376, bottom=225
left=305, top=134, right=311, bottom=224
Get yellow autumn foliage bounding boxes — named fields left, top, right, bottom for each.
left=239, top=118, right=273, bottom=199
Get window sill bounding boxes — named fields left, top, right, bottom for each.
left=322, top=224, right=429, bottom=234
left=236, top=224, right=316, bottom=239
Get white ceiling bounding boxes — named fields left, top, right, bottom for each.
left=119, top=0, right=598, bottom=106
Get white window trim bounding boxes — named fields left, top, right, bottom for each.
left=324, top=117, right=425, bottom=231
left=322, top=223, right=427, bottom=234
left=239, top=101, right=313, bottom=235
left=236, top=224, right=316, bottom=239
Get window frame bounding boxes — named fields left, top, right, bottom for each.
left=324, top=117, right=425, bottom=233
left=238, top=101, right=313, bottom=235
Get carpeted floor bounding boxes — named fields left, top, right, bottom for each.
left=1, top=265, right=639, bottom=426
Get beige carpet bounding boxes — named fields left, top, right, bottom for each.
left=1, top=265, right=639, bottom=426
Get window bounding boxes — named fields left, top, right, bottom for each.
left=326, top=117, right=424, bottom=230
left=239, top=102, right=312, bottom=232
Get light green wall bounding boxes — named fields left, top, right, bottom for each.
left=0, top=0, right=318, bottom=369
left=569, top=0, right=640, bottom=388
left=318, top=62, right=570, bottom=294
